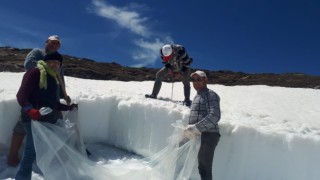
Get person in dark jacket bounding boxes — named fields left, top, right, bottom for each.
left=145, top=44, right=193, bottom=106
left=15, top=52, right=77, bottom=180
left=7, top=35, right=71, bottom=167
left=184, top=70, right=221, bottom=180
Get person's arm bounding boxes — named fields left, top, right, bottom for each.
left=58, top=65, right=68, bottom=99
left=57, top=102, right=78, bottom=111
left=24, top=48, right=44, bottom=71
left=17, top=68, right=40, bottom=109
left=195, top=91, right=221, bottom=132
left=175, top=45, right=193, bottom=72
left=16, top=68, right=43, bottom=120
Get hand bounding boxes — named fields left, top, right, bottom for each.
left=165, top=63, right=172, bottom=69
left=68, top=103, right=78, bottom=111
left=186, top=124, right=201, bottom=134
left=184, top=124, right=201, bottom=139
left=65, top=96, right=71, bottom=105
left=26, top=109, right=41, bottom=120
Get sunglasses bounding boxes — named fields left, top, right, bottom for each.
left=46, top=40, right=60, bottom=46
left=190, top=77, right=203, bottom=82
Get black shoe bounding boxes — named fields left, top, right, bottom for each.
left=145, top=94, right=157, bottom=99
left=184, top=100, right=191, bottom=107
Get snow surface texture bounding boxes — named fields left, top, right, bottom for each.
left=0, top=72, right=320, bottom=180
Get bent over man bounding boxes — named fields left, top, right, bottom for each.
left=145, top=44, right=193, bottom=106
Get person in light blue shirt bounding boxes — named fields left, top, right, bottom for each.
left=24, top=35, right=61, bottom=71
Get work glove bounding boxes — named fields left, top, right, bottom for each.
left=25, top=106, right=53, bottom=120
left=39, top=107, right=53, bottom=116
left=68, top=103, right=78, bottom=111
left=184, top=124, right=201, bottom=139
left=26, top=109, right=41, bottom=120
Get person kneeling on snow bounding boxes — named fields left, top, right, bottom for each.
left=15, top=52, right=77, bottom=180
left=184, top=70, right=221, bottom=180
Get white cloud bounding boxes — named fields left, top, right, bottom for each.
left=91, top=0, right=150, bottom=37
left=90, top=0, right=174, bottom=67
left=131, top=37, right=174, bottom=67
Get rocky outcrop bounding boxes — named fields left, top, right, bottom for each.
left=1, top=47, right=319, bottom=89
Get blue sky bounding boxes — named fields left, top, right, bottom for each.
left=0, top=0, right=319, bottom=76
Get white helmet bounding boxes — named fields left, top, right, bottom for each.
left=161, top=44, right=173, bottom=61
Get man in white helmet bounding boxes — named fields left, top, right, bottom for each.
left=145, top=44, right=193, bottom=106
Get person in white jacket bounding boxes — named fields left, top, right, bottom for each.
left=184, top=70, right=221, bottom=180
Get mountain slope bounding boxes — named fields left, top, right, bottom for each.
left=1, top=47, right=319, bottom=88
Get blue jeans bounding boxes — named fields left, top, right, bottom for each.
left=198, top=132, right=220, bottom=180
left=15, top=122, right=35, bottom=180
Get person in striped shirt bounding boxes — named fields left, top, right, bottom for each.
left=184, top=70, right=221, bottom=180
left=145, top=44, right=193, bottom=106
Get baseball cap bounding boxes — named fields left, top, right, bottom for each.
left=191, top=70, right=207, bottom=77
left=44, top=51, right=63, bottom=63
left=47, top=35, right=61, bottom=44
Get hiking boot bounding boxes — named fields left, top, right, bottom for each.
left=145, top=94, right=157, bottom=99
left=184, top=100, right=191, bottom=107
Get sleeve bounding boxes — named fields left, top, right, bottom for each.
left=16, top=68, right=40, bottom=112
left=195, top=91, right=221, bottom=132
left=57, top=103, right=70, bottom=111
left=175, top=45, right=192, bottom=66
left=59, top=66, right=66, bottom=99
left=24, top=48, right=43, bottom=71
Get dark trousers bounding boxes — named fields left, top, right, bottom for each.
left=154, top=66, right=191, bottom=100
left=15, top=110, right=62, bottom=180
left=15, top=122, right=35, bottom=180
left=198, top=132, right=220, bottom=180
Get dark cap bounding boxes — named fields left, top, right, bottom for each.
left=44, top=51, right=63, bottom=63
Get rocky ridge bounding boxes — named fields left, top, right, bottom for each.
left=1, top=47, right=319, bottom=89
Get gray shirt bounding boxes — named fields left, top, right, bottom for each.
left=189, top=88, right=221, bottom=133
left=24, top=48, right=64, bottom=77
left=24, top=48, right=46, bottom=71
